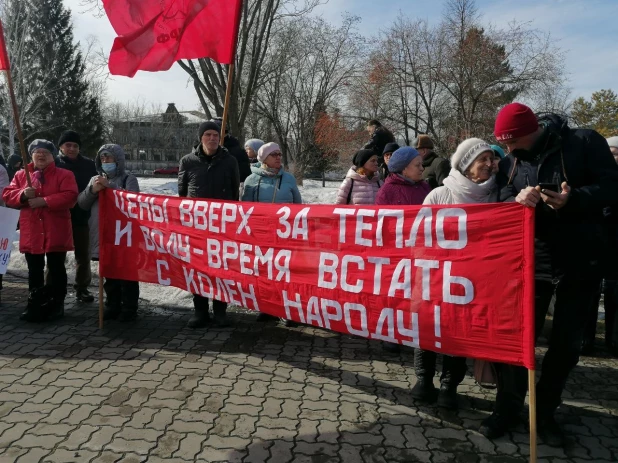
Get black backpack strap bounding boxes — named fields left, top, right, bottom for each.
left=346, top=179, right=354, bottom=204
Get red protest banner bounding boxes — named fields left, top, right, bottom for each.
left=99, top=189, right=535, bottom=368
left=103, top=0, right=243, bottom=77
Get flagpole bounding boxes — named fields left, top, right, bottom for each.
left=528, top=368, right=537, bottom=463
left=3, top=70, right=31, bottom=187
left=219, top=63, right=234, bottom=145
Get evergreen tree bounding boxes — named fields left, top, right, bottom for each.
left=571, top=89, right=618, bottom=137
left=1, top=0, right=103, bottom=157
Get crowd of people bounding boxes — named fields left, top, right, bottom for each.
left=1, top=103, right=618, bottom=447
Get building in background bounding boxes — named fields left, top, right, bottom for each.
left=111, top=103, right=207, bottom=172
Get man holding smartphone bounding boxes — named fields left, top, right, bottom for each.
left=479, top=103, right=618, bottom=445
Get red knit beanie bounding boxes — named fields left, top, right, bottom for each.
left=494, top=103, right=538, bottom=141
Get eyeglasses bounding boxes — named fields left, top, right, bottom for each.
left=32, top=150, right=51, bottom=156
left=269, top=152, right=283, bottom=158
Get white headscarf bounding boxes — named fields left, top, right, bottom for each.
left=442, top=168, right=497, bottom=204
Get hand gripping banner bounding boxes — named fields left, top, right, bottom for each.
left=99, top=189, right=535, bottom=368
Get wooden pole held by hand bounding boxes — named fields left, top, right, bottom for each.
left=219, top=63, right=234, bottom=145
left=98, top=272, right=104, bottom=330
left=528, top=368, right=537, bottom=463
left=3, top=70, right=31, bottom=187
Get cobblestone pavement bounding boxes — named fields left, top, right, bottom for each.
left=0, top=275, right=616, bottom=463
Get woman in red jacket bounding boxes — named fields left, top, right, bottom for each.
left=2, top=140, right=78, bottom=322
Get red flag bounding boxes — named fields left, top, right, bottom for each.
left=0, top=20, right=11, bottom=71
left=103, top=0, right=243, bottom=77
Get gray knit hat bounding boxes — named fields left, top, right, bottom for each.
left=28, top=139, right=56, bottom=157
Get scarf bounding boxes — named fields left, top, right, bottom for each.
left=260, top=164, right=280, bottom=178
left=395, top=173, right=417, bottom=185
left=442, top=168, right=497, bottom=204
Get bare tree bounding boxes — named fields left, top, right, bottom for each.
left=254, top=15, right=363, bottom=181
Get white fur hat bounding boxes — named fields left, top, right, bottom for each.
left=451, top=138, right=493, bottom=172
left=607, top=136, right=618, bottom=149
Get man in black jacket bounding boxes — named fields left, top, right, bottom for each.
left=178, top=121, right=240, bottom=329
left=55, top=130, right=98, bottom=302
left=364, top=120, right=395, bottom=157
left=481, top=103, right=618, bottom=445
left=210, top=118, right=251, bottom=183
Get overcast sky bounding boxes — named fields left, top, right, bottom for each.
left=66, top=0, right=618, bottom=112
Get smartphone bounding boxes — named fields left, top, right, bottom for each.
left=538, top=182, right=560, bottom=193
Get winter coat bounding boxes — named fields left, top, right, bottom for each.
left=178, top=145, right=240, bottom=200
left=242, top=165, right=302, bottom=204
left=335, top=167, right=382, bottom=205
left=375, top=174, right=430, bottom=206
left=77, top=145, right=140, bottom=260
left=7, top=154, right=22, bottom=182
left=497, top=114, right=618, bottom=281
left=422, top=151, right=450, bottom=190
left=424, top=168, right=498, bottom=205
left=56, top=153, right=98, bottom=226
left=364, top=127, right=395, bottom=155
left=224, top=135, right=251, bottom=183
left=0, top=165, right=9, bottom=207
left=2, top=162, right=78, bottom=254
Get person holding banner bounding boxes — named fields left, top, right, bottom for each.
left=179, top=121, right=240, bottom=329
left=242, top=142, right=302, bottom=324
left=241, top=142, right=302, bottom=205
left=416, top=138, right=498, bottom=409
left=2, top=140, right=78, bottom=322
left=78, top=144, right=141, bottom=322
left=485, top=103, right=618, bottom=445
left=375, top=146, right=429, bottom=353
left=336, top=149, right=382, bottom=205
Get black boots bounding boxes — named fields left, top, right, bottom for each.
left=188, top=296, right=211, bottom=329
left=188, top=298, right=230, bottom=329
left=479, top=412, right=520, bottom=439
left=411, top=378, right=437, bottom=402
left=436, top=384, right=458, bottom=409
left=20, top=286, right=64, bottom=323
left=76, top=288, right=95, bottom=303
left=103, top=279, right=139, bottom=322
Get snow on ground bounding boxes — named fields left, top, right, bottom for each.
left=139, top=177, right=340, bottom=204
left=5, top=177, right=341, bottom=309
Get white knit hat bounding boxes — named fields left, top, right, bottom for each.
left=451, top=138, right=493, bottom=172
left=607, top=136, right=618, bottom=149
left=257, top=142, right=280, bottom=163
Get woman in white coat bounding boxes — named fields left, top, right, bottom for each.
left=413, top=138, right=497, bottom=409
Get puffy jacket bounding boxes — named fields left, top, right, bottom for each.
left=56, top=153, right=98, bottom=226
left=224, top=135, right=251, bottom=183
left=422, top=151, right=450, bottom=189
left=497, top=114, right=618, bottom=280
left=77, top=145, right=139, bottom=259
left=375, top=174, right=430, bottom=206
left=178, top=145, right=240, bottom=200
left=2, top=162, right=78, bottom=254
left=364, top=127, right=395, bottom=155
left=242, top=165, right=302, bottom=204
left=335, top=168, right=382, bottom=205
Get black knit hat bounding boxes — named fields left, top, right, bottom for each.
left=198, top=121, right=221, bottom=140
left=382, top=142, right=400, bottom=156
left=352, top=149, right=376, bottom=168
left=58, top=130, right=81, bottom=148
